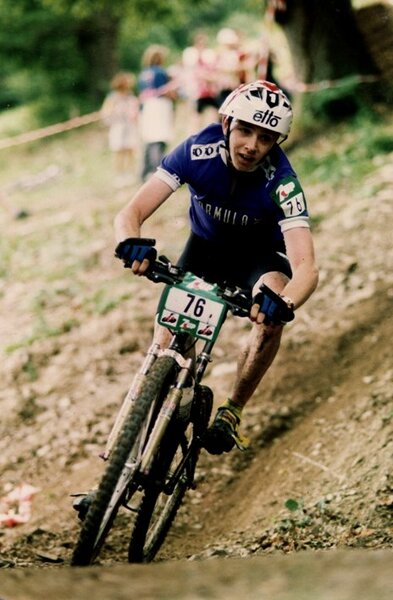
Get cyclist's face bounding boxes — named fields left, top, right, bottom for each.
left=224, top=119, right=279, bottom=172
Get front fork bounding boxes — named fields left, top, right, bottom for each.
left=102, top=334, right=214, bottom=473
left=101, top=342, right=161, bottom=460
left=140, top=337, right=216, bottom=479
left=139, top=351, right=193, bottom=475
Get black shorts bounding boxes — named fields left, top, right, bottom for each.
left=176, top=232, right=292, bottom=290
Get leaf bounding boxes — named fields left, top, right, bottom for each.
left=285, top=498, right=299, bottom=512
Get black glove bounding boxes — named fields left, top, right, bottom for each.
left=252, top=284, right=295, bottom=325
left=115, top=237, right=157, bottom=267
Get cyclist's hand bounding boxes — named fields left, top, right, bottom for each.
left=115, top=237, right=157, bottom=274
left=251, top=284, right=295, bottom=326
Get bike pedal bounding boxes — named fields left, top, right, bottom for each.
left=72, top=494, right=94, bottom=522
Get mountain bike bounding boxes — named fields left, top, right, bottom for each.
left=71, top=253, right=252, bottom=566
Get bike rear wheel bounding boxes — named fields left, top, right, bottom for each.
left=71, top=356, right=177, bottom=566
left=128, top=384, right=213, bottom=563
left=128, top=425, right=193, bottom=563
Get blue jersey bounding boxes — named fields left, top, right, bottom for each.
left=157, top=123, right=309, bottom=250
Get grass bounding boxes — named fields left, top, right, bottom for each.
left=291, top=111, right=393, bottom=188
left=0, top=104, right=39, bottom=138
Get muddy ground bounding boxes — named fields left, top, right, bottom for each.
left=0, top=117, right=392, bottom=598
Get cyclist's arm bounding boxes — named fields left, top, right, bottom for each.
left=281, top=227, right=319, bottom=309
left=114, top=174, right=174, bottom=274
left=114, top=174, right=174, bottom=242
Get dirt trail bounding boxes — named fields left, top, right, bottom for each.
left=0, top=550, right=393, bottom=600
left=0, top=122, right=392, bottom=596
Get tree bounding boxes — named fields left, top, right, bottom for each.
left=0, top=0, right=123, bottom=119
left=267, top=0, right=384, bottom=119
left=272, top=0, right=377, bottom=81
left=0, top=0, right=262, bottom=122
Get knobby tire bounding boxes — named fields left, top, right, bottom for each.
left=128, top=386, right=213, bottom=563
left=128, top=428, right=191, bottom=563
left=71, top=356, right=177, bottom=566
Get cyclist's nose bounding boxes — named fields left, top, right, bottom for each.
left=245, top=134, right=258, bottom=152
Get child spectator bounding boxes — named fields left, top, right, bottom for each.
left=138, top=45, right=177, bottom=182
left=101, top=72, right=139, bottom=186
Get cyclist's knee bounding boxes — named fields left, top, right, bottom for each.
left=252, top=271, right=289, bottom=296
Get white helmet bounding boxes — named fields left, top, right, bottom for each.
left=219, top=80, right=293, bottom=141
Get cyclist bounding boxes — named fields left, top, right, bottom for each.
left=114, top=80, right=319, bottom=455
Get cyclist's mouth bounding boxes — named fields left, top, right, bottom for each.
left=237, top=153, right=257, bottom=169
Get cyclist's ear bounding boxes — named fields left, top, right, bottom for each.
left=222, top=116, right=230, bottom=135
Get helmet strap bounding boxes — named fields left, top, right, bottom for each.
left=222, top=116, right=233, bottom=155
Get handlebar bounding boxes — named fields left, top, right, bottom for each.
left=145, top=255, right=252, bottom=318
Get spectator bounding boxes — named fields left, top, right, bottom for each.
left=138, top=45, right=177, bottom=182
left=255, top=30, right=292, bottom=100
left=215, top=28, right=245, bottom=106
left=182, top=31, right=219, bottom=131
left=101, top=72, right=139, bottom=186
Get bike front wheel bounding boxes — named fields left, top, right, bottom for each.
left=71, top=355, right=177, bottom=566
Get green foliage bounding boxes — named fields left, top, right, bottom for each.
left=300, top=76, right=384, bottom=127
left=85, top=289, right=132, bottom=316
left=285, top=498, right=300, bottom=512
left=0, top=0, right=262, bottom=123
left=5, top=317, right=80, bottom=353
left=0, top=0, right=103, bottom=119
left=276, top=498, right=312, bottom=531
left=21, top=356, right=39, bottom=381
left=292, top=112, right=393, bottom=188
left=27, top=0, right=129, bottom=19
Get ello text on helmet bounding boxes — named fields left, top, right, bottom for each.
left=252, top=110, right=282, bottom=128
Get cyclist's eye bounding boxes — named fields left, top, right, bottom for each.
left=260, top=135, right=274, bottom=144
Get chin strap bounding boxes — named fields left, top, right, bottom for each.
left=223, top=116, right=233, bottom=157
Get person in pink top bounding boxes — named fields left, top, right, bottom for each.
left=182, top=31, right=219, bottom=131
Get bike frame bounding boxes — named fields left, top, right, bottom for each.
left=72, top=256, right=253, bottom=565
left=101, top=257, right=252, bottom=482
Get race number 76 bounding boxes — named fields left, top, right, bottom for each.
left=184, top=293, right=206, bottom=317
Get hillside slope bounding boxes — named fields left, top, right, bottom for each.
left=0, top=114, right=392, bottom=571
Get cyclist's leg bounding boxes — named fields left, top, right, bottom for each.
left=153, top=320, right=173, bottom=349
left=231, top=270, right=289, bottom=409
left=204, top=252, right=292, bottom=455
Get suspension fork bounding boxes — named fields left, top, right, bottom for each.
left=101, top=342, right=161, bottom=460
left=139, top=347, right=193, bottom=476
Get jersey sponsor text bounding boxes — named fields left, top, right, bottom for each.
left=191, top=142, right=225, bottom=160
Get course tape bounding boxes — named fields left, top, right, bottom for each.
left=0, top=72, right=380, bottom=151
left=0, top=111, right=101, bottom=151
left=289, top=73, right=379, bottom=93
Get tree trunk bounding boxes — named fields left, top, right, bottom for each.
left=355, top=3, right=393, bottom=84
left=76, top=10, right=121, bottom=104
left=274, top=0, right=379, bottom=83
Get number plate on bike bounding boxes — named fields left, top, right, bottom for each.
left=157, top=273, right=226, bottom=342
